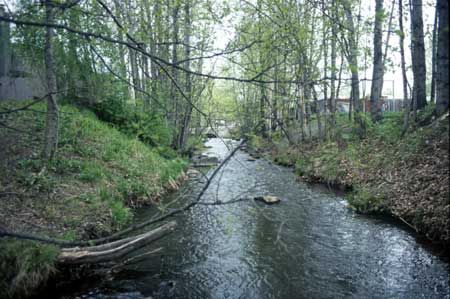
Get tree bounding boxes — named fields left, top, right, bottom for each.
left=176, top=0, right=193, bottom=150
left=435, top=0, right=449, bottom=116
left=43, top=0, right=59, bottom=161
left=329, top=0, right=338, bottom=135
left=399, top=0, right=410, bottom=134
left=430, top=6, right=438, bottom=104
left=410, top=0, right=427, bottom=112
left=370, top=0, right=384, bottom=123
left=342, top=0, right=365, bottom=137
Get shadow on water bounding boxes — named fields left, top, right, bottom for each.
left=53, top=138, right=450, bottom=299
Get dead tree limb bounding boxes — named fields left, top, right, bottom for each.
left=57, top=221, right=176, bottom=265
left=0, top=141, right=244, bottom=247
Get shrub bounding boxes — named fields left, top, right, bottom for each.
left=109, top=200, right=132, bottom=227
left=346, top=186, right=386, bottom=213
left=92, top=97, right=172, bottom=148
left=0, top=241, right=59, bottom=298
left=246, top=133, right=264, bottom=151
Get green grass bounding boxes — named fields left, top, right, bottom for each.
left=0, top=100, right=188, bottom=298
left=0, top=241, right=59, bottom=298
left=2, top=102, right=187, bottom=230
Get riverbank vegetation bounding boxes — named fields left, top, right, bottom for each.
left=246, top=107, right=449, bottom=245
left=0, top=0, right=448, bottom=297
left=0, top=101, right=186, bottom=297
left=224, top=0, right=449, bottom=246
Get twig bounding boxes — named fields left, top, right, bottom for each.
left=395, top=213, right=419, bottom=233
left=0, top=141, right=244, bottom=247
left=0, top=97, right=45, bottom=115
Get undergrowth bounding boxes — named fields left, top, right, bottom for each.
left=0, top=241, right=59, bottom=298
left=249, top=108, right=449, bottom=245
left=0, top=100, right=187, bottom=298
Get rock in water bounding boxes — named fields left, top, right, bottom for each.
left=254, top=195, right=281, bottom=204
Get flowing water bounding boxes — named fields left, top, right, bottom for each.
left=58, top=138, right=449, bottom=299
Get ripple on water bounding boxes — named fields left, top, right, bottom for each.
left=61, top=138, right=450, bottom=299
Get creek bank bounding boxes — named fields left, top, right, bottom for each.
left=50, top=136, right=450, bottom=299
left=0, top=101, right=188, bottom=298
left=245, top=112, right=449, bottom=248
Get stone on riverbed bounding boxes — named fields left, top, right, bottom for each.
left=187, top=168, right=201, bottom=176
left=254, top=195, right=281, bottom=204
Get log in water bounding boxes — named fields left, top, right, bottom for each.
left=54, top=138, right=449, bottom=299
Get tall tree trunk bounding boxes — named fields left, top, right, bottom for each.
left=43, top=0, right=59, bottom=161
left=271, top=55, right=278, bottom=132
left=322, top=0, right=328, bottom=139
left=435, top=0, right=449, bottom=115
left=129, top=48, right=139, bottom=103
left=336, top=51, right=344, bottom=101
left=149, top=0, right=160, bottom=106
left=330, top=0, right=337, bottom=135
left=370, top=0, right=384, bottom=123
left=124, top=0, right=139, bottom=103
left=178, top=0, right=192, bottom=150
left=430, top=6, right=438, bottom=104
left=112, top=1, right=127, bottom=83
left=257, top=0, right=266, bottom=137
left=410, top=0, right=427, bottom=111
left=170, top=2, right=180, bottom=147
left=321, top=0, right=332, bottom=138
left=399, top=0, right=411, bottom=135
left=343, top=2, right=364, bottom=136
left=313, top=89, right=322, bottom=140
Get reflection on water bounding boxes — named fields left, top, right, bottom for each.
left=59, top=138, right=449, bottom=299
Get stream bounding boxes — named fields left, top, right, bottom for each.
left=58, top=138, right=449, bottom=299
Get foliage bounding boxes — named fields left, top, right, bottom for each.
left=253, top=109, right=449, bottom=245
left=0, top=240, right=59, bottom=298
left=0, top=100, right=188, bottom=297
left=346, top=186, right=386, bottom=213
left=92, top=97, right=173, bottom=149
left=246, top=133, right=265, bottom=151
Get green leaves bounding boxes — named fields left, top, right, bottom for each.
left=395, top=29, right=405, bottom=38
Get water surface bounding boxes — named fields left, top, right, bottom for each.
left=60, top=138, right=450, bottom=299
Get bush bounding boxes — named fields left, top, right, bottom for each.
left=92, top=97, right=172, bottom=148
left=246, top=133, right=264, bottom=151
left=346, top=186, right=386, bottom=213
left=0, top=241, right=59, bottom=298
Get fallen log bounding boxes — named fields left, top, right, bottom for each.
left=57, top=221, right=176, bottom=265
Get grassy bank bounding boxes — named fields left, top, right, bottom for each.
left=247, top=108, right=449, bottom=247
left=0, top=101, right=187, bottom=298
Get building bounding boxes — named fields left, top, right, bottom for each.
left=0, top=4, right=46, bottom=101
